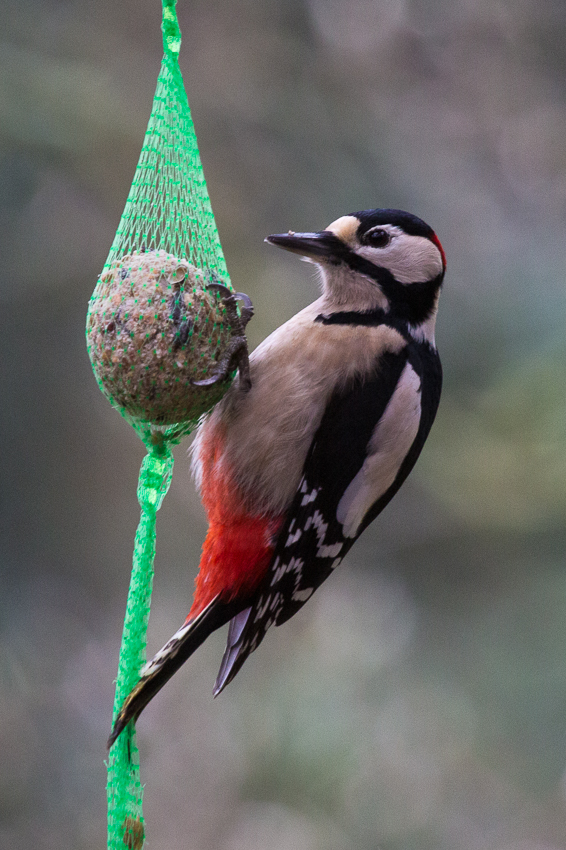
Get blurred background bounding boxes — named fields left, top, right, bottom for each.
left=1, top=0, right=566, bottom=848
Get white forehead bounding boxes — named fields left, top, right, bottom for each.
left=326, top=215, right=360, bottom=245
left=327, top=216, right=443, bottom=285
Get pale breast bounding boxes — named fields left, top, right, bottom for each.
left=193, top=299, right=408, bottom=516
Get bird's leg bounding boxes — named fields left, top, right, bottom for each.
left=191, top=284, right=253, bottom=391
left=193, top=336, right=251, bottom=391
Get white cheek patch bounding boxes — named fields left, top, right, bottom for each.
left=336, top=362, right=422, bottom=538
left=359, top=229, right=443, bottom=284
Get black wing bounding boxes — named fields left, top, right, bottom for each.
left=214, top=340, right=441, bottom=694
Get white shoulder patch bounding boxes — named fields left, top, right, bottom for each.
left=336, top=362, right=422, bottom=538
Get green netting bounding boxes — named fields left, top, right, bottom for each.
left=107, top=447, right=173, bottom=850
left=85, top=3, right=240, bottom=849
left=86, top=0, right=236, bottom=449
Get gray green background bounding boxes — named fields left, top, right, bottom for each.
left=1, top=1, right=566, bottom=848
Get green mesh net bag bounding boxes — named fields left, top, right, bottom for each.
left=85, top=3, right=252, bottom=848
left=87, top=3, right=252, bottom=444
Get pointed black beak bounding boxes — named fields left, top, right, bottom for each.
left=265, top=230, right=349, bottom=262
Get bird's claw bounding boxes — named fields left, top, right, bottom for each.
left=191, top=283, right=253, bottom=391
left=232, top=291, right=254, bottom=329
left=205, top=283, right=254, bottom=330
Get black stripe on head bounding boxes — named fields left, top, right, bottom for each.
left=351, top=209, right=435, bottom=240
left=333, top=252, right=443, bottom=326
left=371, top=268, right=443, bottom=326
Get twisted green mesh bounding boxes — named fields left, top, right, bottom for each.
left=107, top=447, right=173, bottom=850
left=87, top=3, right=237, bottom=848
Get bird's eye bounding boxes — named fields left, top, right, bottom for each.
left=364, top=228, right=390, bottom=248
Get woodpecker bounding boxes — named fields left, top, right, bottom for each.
left=109, top=208, right=446, bottom=748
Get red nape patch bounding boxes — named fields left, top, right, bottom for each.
left=430, top=232, right=447, bottom=270
left=187, top=421, right=284, bottom=620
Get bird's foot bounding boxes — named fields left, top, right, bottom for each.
left=206, top=283, right=254, bottom=330
left=192, top=284, right=253, bottom=391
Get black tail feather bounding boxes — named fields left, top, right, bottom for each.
left=108, top=595, right=238, bottom=749
left=213, top=606, right=253, bottom=696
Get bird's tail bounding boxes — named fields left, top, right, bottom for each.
left=108, top=594, right=236, bottom=748
left=213, top=605, right=254, bottom=696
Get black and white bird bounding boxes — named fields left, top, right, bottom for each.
left=109, top=208, right=446, bottom=747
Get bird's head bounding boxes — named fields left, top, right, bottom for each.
left=266, top=209, right=446, bottom=336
